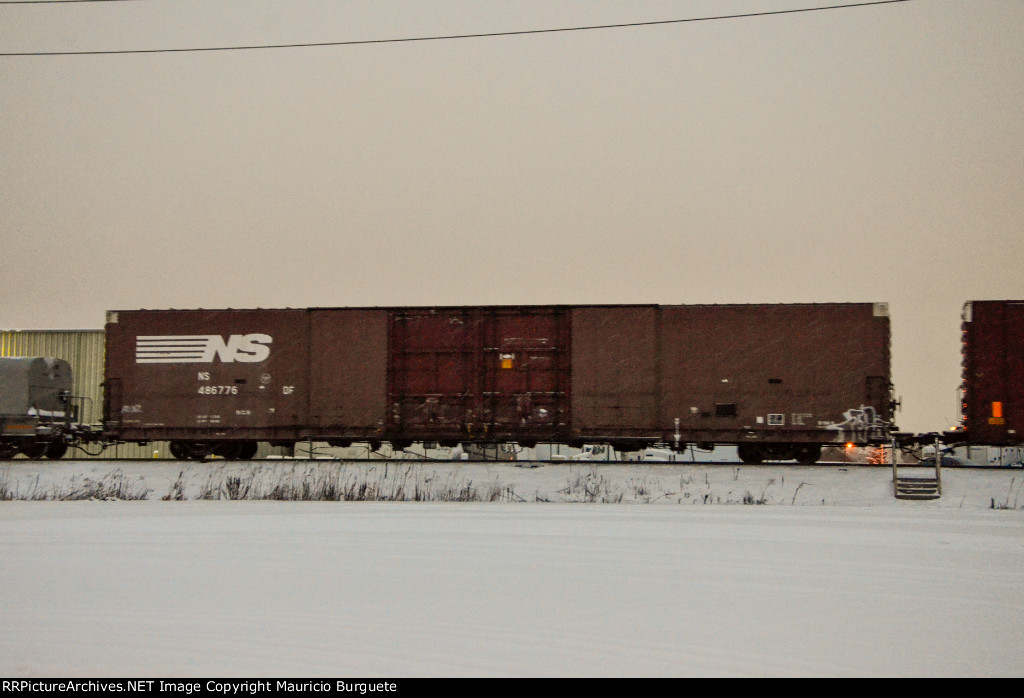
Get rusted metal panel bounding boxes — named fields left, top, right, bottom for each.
left=481, top=307, right=570, bottom=438
left=104, top=309, right=309, bottom=441
left=388, top=308, right=477, bottom=438
left=570, top=306, right=660, bottom=435
left=309, top=308, right=388, bottom=435
left=387, top=307, right=570, bottom=443
left=961, top=300, right=1024, bottom=445
left=659, top=303, right=892, bottom=445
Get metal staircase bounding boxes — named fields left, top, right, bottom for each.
left=893, top=438, right=942, bottom=500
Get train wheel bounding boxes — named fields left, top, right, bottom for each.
left=44, top=442, right=68, bottom=460
left=794, top=444, right=821, bottom=465
left=169, top=441, right=191, bottom=460
left=0, top=442, right=17, bottom=459
left=186, top=442, right=212, bottom=460
left=20, top=442, right=47, bottom=460
left=215, top=442, right=242, bottom=460
left=237, top=441, right=258, bottom=460
left=737, top=444, right=764, bottom=465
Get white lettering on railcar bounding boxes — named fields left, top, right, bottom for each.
left=135, top=334, right=272, bottom=363
left=197, top=385, right=239, bottom=395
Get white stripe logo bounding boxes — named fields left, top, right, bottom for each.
left=135, top=334, right=272, bottom=363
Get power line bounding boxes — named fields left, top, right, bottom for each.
left=1, top=0, right=919, bottom=57
left=0, top=1, right=145, bottom=4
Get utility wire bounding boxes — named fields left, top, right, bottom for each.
left=1, top=1, right=144, bottom=4
left=1, top=0, right=918, bottom=56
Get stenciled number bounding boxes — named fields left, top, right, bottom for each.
left=197, top=385, right=239, bottom=395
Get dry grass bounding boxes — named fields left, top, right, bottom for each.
left=0, top=469, right=150, bottom=501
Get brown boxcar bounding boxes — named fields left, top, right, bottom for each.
left=102, top=303, right=893, bottom=462
left=959, top=300, right=1024, bottom=446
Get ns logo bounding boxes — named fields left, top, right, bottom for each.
left=135, top=334, right=273, bottom=364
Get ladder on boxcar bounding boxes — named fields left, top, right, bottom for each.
left=892, top=438, right=942, bottom=500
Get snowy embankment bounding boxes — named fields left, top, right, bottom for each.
left=2, top=462, right=1023, bottom=677
left=3, top=460, right=1024, bottom=508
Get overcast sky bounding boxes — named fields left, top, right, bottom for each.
left=2, top=0, right=1022, bottom=434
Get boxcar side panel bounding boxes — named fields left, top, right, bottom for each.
left=388, top=308, right=479, bottom=440
left=479, top=307, right=570, bottom=440
left=659, top=304, right=891, bottom=445
left=570, top=306, right=660, bottom=436
left=388, top=306, right=571, bottom=443
left=962, top=300, right=1024, bottom=445
left=309, top=308, right=388, bottom=436
left=104, top=309, right=309, bottom=441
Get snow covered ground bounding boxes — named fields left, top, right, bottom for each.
left=2, top=461, right=1023, bottom=677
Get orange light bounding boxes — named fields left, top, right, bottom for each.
left=845, top=442, right=855, bottom=450
left=993, top=401, right=1004, bottom=419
